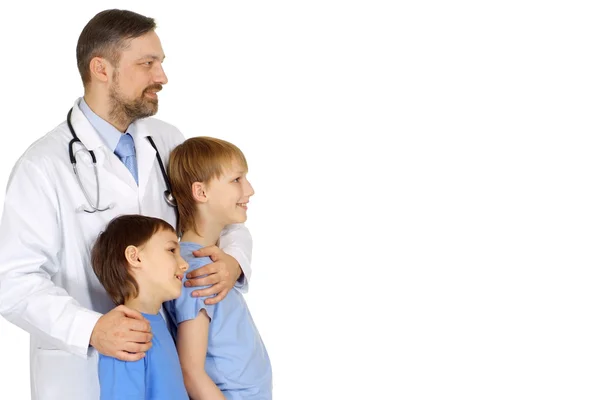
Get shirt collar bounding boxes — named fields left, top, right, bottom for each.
left=78, top=98, right=136, bottom=152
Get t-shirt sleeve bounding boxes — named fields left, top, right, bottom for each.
left=170, top=255, right=216, bottom=323
left=98, top=355, right=146, bottom=400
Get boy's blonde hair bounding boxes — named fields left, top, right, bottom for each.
left=168, top=136, right=248, bottom=235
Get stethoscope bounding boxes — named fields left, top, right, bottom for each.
left=67, top=108, right=177, bottom=213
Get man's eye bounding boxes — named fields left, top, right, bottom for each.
left=233, top=177, right=240, bottom=183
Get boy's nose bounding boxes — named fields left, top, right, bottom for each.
left=245, top=180, right=255, bottom=198
left=179, top=257, right=189, bottom=271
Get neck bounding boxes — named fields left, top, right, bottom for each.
left=180, top=217, right=224, bottom=246
left=124, top=292, right=163, bottom=315
left=83, top=92, right=130, bottom=133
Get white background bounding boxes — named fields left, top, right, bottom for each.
left=0, top=1, right=599, bottom=399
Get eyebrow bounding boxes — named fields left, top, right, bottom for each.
left=166, top=240, right=179, bottom=247
left=138, top=55, right=166, bottom=62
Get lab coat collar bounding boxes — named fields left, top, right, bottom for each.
left=69, top=98, right=158, bottom=196
left=69, top=99, right=104, bottom=151
left=70, top=98, right=154, bottom=150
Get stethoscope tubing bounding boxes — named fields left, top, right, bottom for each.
left=66, top=107, right=176, bottom=213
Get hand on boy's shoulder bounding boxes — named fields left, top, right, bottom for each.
left=185, top=245, right=242, bottom=305
left=90, top=305, right=153, bottom=362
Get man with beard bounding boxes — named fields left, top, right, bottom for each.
left=0, top=9, right=253, bottom=400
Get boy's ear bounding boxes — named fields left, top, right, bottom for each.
left=191, top=181, right=208, bottom=203
left=124, top=245, right=141, bottom=268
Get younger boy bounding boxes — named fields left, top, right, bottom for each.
left=166, top=137, right=272, bottom=400
left=91, top=215, right=190, bottom=399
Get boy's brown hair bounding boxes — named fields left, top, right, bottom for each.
left=91, top=214, right=175, bottom=305
left=168, top=136, right=248, bottom=235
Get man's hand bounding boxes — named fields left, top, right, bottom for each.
left=90, top=305, right=152, bottom=361
left=186, top=245, right=242, bottom=305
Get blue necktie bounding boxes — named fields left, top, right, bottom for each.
left=114, top=133, right=138, bottom=185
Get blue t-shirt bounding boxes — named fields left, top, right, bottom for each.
left=98, top=312, right=188, bottom=400
left=165, top=242, right=272, bottom=400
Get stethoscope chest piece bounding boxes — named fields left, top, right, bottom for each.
left=164, top=190, right=177, bottom=207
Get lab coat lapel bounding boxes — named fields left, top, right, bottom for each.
left=69, top=101, right=104, bottom=151
left=69, top=100, right=138, bottom=193
left=131, top=119, right=156, bottom=201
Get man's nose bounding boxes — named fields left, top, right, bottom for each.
left=153, top=64, right=168, bottom=85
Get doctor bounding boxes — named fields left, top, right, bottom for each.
left=0, top=9, right=252, bottom=400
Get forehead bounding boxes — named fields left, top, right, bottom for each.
left=221, top=158, right=247, bottom=175
left=151, top=228, right=178, bottom=243
left=120, top=31, right=165, bottom=61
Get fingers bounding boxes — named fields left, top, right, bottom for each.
left=123, top=341, right=152, bottom=354
left=127, top=331, right=153, bottom=344
left=122, top=316, right=151, bottom=333
left=204, top=287, right=229, bottom=305
left=92, top=306, right=154, bottom=358
left=117, top=306, right=151, bottom=332
left=185, top=273, right=220, bottom=287
left=117, top=305, right=145, bottom=320
left=192, top=282, right=226, bottom=298
left=115, top=350, right=146, bottom=362
left=186, top=263, right=217, bottom=279
left=192, top=245, right=221, bottom=260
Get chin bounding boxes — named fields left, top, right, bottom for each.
left=138, top=97, right=158, bottom=114
left=231, top=213, right=248, bottom=224
left=145, top=103, right=158, bottom=116
left=169, top=287, right=182, bottom=300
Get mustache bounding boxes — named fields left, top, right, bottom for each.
left=144, top=84, right=163, bottom=94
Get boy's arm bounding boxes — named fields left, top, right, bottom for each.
left=177, top=310, right=226, bottom=400
left=98, top=356, right=146, bottom=399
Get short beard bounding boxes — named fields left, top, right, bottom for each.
left=108, top=71, right=161, bottom=128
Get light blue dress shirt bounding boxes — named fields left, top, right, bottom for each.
left=79, top=98, right=136, bottom=152
left=79, top=98, right=138, bottom=184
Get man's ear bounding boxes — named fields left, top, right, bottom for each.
left=124, top=245, right=141, bottom=268
left=89, top=57, right=111, bottom=83
left=191, top=182, right=208, bottom=203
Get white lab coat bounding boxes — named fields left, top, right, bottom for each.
left=0, top=100, right=252, bottom=400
